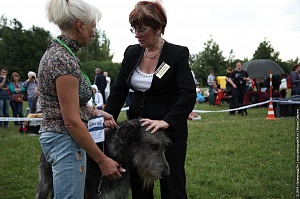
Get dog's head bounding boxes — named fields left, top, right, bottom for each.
left=113, top=119, right=171, bottom=188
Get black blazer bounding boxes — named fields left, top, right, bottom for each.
left=105, top=41, right=196, bottom=140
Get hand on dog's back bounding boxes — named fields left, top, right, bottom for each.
left=140, top=118, right=169, bottom=134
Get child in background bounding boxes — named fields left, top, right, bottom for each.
left=31, top=86, right=41, bottom=113
left=87, top=84, right=104, bottom=110
left=209, top=82, right=219, bottom=105
left=196, top=88, right=205, bottom=103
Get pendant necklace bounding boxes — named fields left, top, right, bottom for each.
left=144, top=39, right=165, bottom=59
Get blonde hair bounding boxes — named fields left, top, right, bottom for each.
left=46, top=0, right=102, bottom=31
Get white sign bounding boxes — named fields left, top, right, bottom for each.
left=88, top=116, right=105, bottom=143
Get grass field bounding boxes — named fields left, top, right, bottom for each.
left=0, top=101, right=296, bottom=199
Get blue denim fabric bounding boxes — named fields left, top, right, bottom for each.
left=0, top=98, right=9, bottom=127
left=9, top=101, right=24, bottom=125
left=39, top=132, right=86, bottom=199
left=27, top=99, right=33, bottom=111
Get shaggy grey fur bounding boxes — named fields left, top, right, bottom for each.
left=36, top=119, right=171, bottom=199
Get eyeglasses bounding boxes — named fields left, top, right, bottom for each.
left=130, top=28, right=150, bottom=35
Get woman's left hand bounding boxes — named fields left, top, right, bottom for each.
left=96, top=110, right=117, bottom=128
left=140, top=118, right=169, bottom=134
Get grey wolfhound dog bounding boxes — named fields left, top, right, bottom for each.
left=36, top=119, right=171, bottom=199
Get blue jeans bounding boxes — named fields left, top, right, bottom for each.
left=0, top=98, right=9, bottom=127
left=9, top=101, right=24, bottom=125
left=39, top=132, right=86, bottom=199
left=27, top=99, right=33, bottom=110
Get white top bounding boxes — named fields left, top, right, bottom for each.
left=207, top=74, right=215, bottom=86
left=87, top=92, right=104, bottom=108
left=280, top=78, right=287, bottom=89
left=105, top=76, right=111, bottom=92
left=130, top=67, right=153, bottom=92
left=87, top=85, right=104, bottom=108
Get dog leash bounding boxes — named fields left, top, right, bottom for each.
left=96, top=176, right=104, bottom=198
left=96, top=125, right=120, bottom=198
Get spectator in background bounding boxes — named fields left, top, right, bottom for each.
left=292, top=64, right=300, bottom=95
left=279, top=74, right=288, bottom=98
left=272, top=74, right=281, bottom=92
left=87, top=84, right=104, bottom=110
left=208, top=82, right=218, bottom=105
left=125, top=89, right=134, bottom=119
left=207, top=69, right=216, bottom=105
left=0, top=68, right=10, bottom=128
left=9, top=72, right=25, bottom=126
left=94, top=68, right=107, bottom=104
left=196, top=87, right=205, bottom=103
left=246, top=78, right=254, bottom=91
left=31, top=86, right=42, bottom=113
left=225, top=67, right=233, bottom=95
left=207, top=69, right=216, bottom=92
left=255, top=77, right=265, bottom=91
left=23, top=71, right=38, bottom=111
left=228, top=61, right=250, bottom=114
left=103, top=71, right=111, bottom=102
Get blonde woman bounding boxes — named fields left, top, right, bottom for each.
left=38, top=0, right=125, bottom=198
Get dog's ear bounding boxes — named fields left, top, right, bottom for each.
left=117, top=119, right=141, bottom=138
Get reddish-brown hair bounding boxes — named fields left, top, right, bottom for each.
left=129, top=1, right=167, bottom=34
left=11, top=72, right=21, bottom=82
left=293, top=64, right=300, bottom=71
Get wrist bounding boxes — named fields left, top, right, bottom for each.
left=92, top=106, right=97, bottom=117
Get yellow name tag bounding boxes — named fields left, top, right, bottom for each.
left=154, top=62, right=170, bottom=79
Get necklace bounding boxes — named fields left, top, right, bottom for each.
left=144, top=39, right=165, bottom=59
left=136, top=67, right=153, bottom=78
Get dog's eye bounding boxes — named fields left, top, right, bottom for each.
left=151, top=143, right=160, bottom=151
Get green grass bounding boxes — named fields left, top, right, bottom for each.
left=0, top=102, right=295, bottom=199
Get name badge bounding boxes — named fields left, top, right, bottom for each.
left=154, top=62, right=170, bottom=79
left=88, top=116, right=105, bottom=143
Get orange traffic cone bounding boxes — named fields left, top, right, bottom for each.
left=266, top=101, right=276, bottom=120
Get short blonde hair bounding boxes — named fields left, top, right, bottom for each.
left=46, top=0, right=102, bottom=31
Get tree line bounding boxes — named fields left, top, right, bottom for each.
left=0, top=17, right=119, bottom=84
left=0, top=17, right=299, bottom=87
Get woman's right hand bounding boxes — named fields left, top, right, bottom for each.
left=98, top=157, right=126, bottom=180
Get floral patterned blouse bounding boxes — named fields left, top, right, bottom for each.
left=38, top=35, right=92, bottom=134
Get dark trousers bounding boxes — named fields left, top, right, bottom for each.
left=131, top=139, right=188, bottom=199
left=0, top=98, right=9, bottom=127
left=230, top=87, right=246, bottom=115
left=10, top=100, right=24, bottom=125
left=100, top=91, right=106, bottom=105
left=125, top=92, right=134, bottom=119
left=231, top=87, right=246, bottom=104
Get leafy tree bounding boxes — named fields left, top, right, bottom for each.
left=226, top=49, right=236, bottom=68
left=78, top=30, right=113, bottom=62
left=253, top=38, right=280, bottom=61
left=190, top=36, right=225, bottom=86
left=252, top=39, right=300, bottom=74
left=77, top=29, right=119, bottom=85
left=0, top=17, right=51, bottom=79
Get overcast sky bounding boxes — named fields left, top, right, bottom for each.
left=1, top=0, right=299, bottom=63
